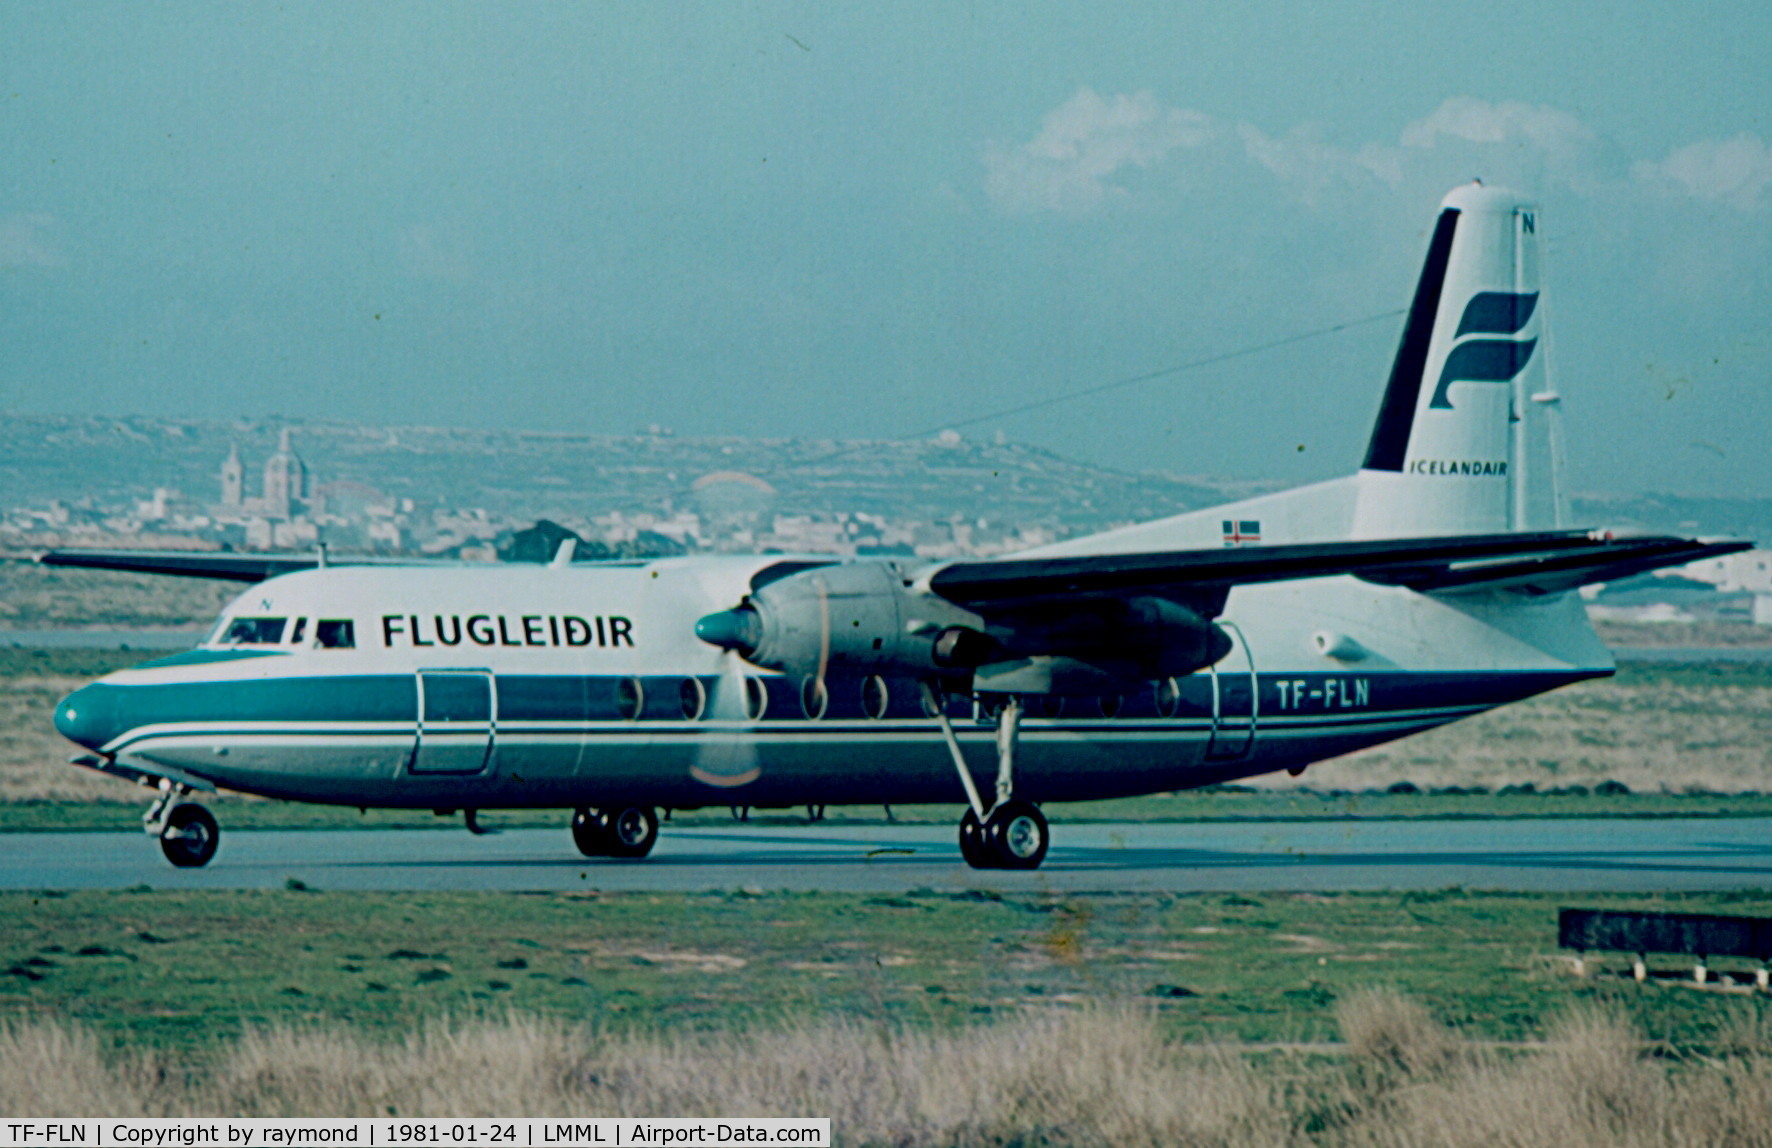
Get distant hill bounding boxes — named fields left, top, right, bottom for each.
left=0, top=414, right=1254, bottom=535
left=1, top=413, right=1764, bottom=543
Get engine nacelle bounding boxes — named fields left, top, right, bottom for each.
left=695, top=561, right=1234, bottom=694
left=695, top=561, right=984, bottom=679
left=970, top=595, right=1231, bottom=692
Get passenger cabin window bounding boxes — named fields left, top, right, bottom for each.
left=315, top=620, right=356, bottom=649
left=221, top=617, right=286, bottom=645
left=679, top=677, right=706, bottom=721
left=616, top=678, right=644, bottom=721
left=861, top=675, right=890, bottom=721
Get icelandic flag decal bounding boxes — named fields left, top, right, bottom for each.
left=1222, top=519, right=1262, bottom=547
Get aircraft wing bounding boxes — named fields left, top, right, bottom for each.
left=36, top=549, right=472, bottom=582
left=925, top=531, right=1752, bottom=612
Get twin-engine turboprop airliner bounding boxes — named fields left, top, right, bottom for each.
left=48, top=183, right=1747, bottom=870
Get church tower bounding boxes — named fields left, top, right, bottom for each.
left=262, top=428, right=308, bottom=520
left=220, top=443, right=243, bottom=507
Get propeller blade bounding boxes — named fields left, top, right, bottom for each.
left=690, top=651, right=761, bottom=788
left=809, top=575, right=831, bottom=717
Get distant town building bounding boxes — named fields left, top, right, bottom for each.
left=1668, top=549, right=1772, bottom=625
left=216, top=429, right=315, bottom=523
left=133, top=487, right=175, bottom=522
left=365, top=520, right=404, bottom=550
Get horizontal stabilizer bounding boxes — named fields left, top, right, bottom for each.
left=1360, top=537, right=1753, bottom=597
left=926, top=531, right=1751, bottom=614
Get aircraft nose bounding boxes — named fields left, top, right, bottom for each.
left=54, top=684, right=119, bottom=751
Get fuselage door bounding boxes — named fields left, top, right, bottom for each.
left=411, top=669, right=495, bottom=774
left=1206, top=622, right=1257, bottom=761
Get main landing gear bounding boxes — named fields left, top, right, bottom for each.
left=144, top=782, right=219, bottom=868
left=571, top=806, right=660, bottom=858
left=924, top=686, right=1051, bottom=871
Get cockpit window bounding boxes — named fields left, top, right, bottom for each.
left=221, top=617, right=287, bottom=644
left=315, top=619, right=356, bottom=649
left=289, top=618, right=307, bottom=645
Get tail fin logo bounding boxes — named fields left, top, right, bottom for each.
left=1428, top=291, right=1538, bottom=410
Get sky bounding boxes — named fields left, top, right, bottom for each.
left=3, top=1, right=1769, bottom=498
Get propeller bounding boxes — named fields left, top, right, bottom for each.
left=689, top=647, right=761, bottom=788
left=690, top=576, right=834, bottom=787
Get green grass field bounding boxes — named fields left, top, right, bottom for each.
left=7, top=888, right=1772, bottom=1059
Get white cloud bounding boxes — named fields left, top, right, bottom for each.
left=985, top=88, right=1216, bottom=213
left=0, top=213, right=62, bottom=268
left=990, top=91, right=1769, bottom=220
left=987, top=91, right=1610, bottom=216
left=1396, top=97, right=1621, bottom=194
left=1401, top=97, right=1594, bottom=155
left=1238, top=123, right=1403, bottom=201
left=1633, top=134, right=1772, bottom=210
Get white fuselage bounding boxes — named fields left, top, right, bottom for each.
left=55, top=553, right=1612, bottom=812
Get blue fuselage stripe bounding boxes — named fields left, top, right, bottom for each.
left=76, top=668, right=1598, bottom=755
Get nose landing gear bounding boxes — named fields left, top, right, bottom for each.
left=143, top=783, right=219, bottom=868
left=159, top=804, right=219, bottom=868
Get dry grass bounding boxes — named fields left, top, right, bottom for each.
left=0, top=562, right=232, bottom=630
left=1594, top=621, right=1772, bottom=649
left=1262, top=671, right=1772, bottom=795
left=0, top=672, right=130, bottom=802
left=1331, top=1004, right=1772, bottom=1148
left=0, top=1009, right=1288, bottom=1144
left=7, top=999, right=1772, bottom=1146
left=1333, top=986, right=1458, bottom=1080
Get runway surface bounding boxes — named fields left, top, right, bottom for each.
left=4, top=818, right=1771, bottom=892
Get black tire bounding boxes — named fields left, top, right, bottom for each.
left=958, top=808, right=994, bottom=869
left=571, top=807, right=610, bottom=857
left=160, top=803, right=219, bottom=868
left=600, top=806, right=659, bottom=859
left=984, top=801, right=1049, bottom=870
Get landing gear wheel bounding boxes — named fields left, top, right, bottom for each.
left=159, top=803, right=219, bottom=868
left=958, top=808, right=992, bottom=869
left=984, top=801, right=1048, bottom=870
left=601, top=806, right=659, bottom=858
left=571, top=807, right=610, bottom=857
left=572, top=806, right=659, bottom=859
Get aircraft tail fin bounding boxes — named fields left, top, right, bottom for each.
left=1353, top=183, right=1561, bottom=537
